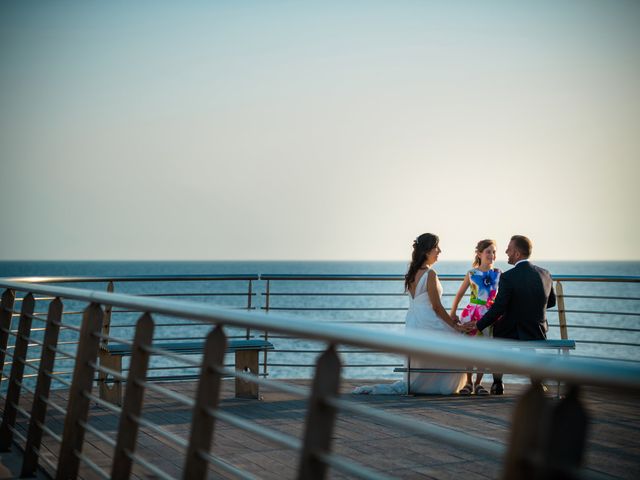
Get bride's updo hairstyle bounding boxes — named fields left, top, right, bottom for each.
left=473, top=239, right=496, bottom=267
left=404, top=233, right=439, bottom=292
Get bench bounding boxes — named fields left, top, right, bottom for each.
left=394, top=339, right=576, bottom=396
left=98, top=339, right=274, bottom=405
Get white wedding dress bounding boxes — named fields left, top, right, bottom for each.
left=353, top=268, right=466, bottom=395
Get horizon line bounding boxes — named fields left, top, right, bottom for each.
left=2, top=258, right=640, bottom=263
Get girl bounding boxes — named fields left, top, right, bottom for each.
left=450, top=239, right=501, bottom=396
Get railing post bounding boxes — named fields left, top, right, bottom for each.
left=556, top=281, right=568, bottom=341
left=502, top=381, right=547, bottom=479
left=183, top=326, right=227, bottom=480
left=99, top=282, right=119, bottom=404
left=263, top=280, right=270, bottom=376
left=22, top=297, right=63, bottom=476
left=0, top=292, right=35, bottom=451
left=501, top=382, right=588, bottom=479
left=246, top=279, right=252, bottom=339
left=111, top=313, right=154, bottom=480
left=297, top=345, right=342, bottom=480
left=542, top=385, right=588, bottom=474
left=100, top=281, right=114, bottom=350
left=0, top=288, right=17, bottom=386
left=56, top=303, right=103, bottom=480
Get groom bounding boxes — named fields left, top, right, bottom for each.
left=476, top=235, right=556, bottom=394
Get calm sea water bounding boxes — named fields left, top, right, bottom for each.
left=2, top=259, right=640, bottom=278
left=1, top=260, right=639, bottom=384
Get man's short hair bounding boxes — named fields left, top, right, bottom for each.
left=511, top=235, right=532, bottom=258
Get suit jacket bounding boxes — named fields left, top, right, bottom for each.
left=476, top=261, right=556, bottom=340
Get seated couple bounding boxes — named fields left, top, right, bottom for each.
left=354, top=233, right=556, bottom=396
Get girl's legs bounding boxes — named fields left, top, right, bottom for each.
left=459, top=372, right=474, bottom=395
left=474, top=373, right=489, bottom=395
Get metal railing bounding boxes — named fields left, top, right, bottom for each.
left=3, top=273, right=639, bottom=384
left=260, top=274, right=640, bottom=375
left=1, top=279, right=639, bottom=479
left=4, top=275, right=261, bottom=384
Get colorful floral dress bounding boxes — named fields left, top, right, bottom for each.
left=460, top=268, right=501, bottom=336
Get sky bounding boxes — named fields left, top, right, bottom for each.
left=1, top=1, right=639, bottom=261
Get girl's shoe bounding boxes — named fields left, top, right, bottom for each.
left=474, top=384, right=489, bottom=396
left=459, top=383, right=473, bottom=395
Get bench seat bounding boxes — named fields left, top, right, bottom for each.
left=106, top=339, right=274, bottom=356
left=393, top=339, right=575, bottom=396
left=99, top=338, right=274, bottom=405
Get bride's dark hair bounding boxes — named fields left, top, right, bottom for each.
left=404, top=233, right=439, bottom=292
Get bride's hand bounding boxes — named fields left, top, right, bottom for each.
left=460, top=322, right=475, bottom=333
left=451, top=313, right=459, bottom=322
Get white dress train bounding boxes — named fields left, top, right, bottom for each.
left=353, top=268, right=466, bottom=395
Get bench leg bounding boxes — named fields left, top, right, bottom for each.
left=99, top=352, right=123, bottom=406
left=234, top=350, right=259, bottom=399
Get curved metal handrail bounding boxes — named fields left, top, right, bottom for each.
left=7, top=273, right=638, bottom=283
left=3, top=274, right=259, bottom=283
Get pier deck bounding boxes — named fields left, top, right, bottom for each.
left=1, top=380, right=638, bottom=479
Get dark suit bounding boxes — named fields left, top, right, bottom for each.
left=476, top=261, right=556, bottom=340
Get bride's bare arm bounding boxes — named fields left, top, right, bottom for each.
left=426, top=270, right=464, bottom=332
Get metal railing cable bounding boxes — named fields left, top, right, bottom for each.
left=75, top=452, right=110, bottom=480
left=127, top=451, right=174, bottom=480
left=198, top=451, right=260, bottom=480
left=314, top=451, right=395, bottom=480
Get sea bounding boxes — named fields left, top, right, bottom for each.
left=1, top=260, right=639, bottom=385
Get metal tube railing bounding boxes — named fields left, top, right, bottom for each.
left=1, top=280, right=638, bottom=388
left=9, top=273, right=637, bottom=376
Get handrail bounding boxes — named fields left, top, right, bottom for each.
left=1, top=278, right=639, bottom=480
left=3, top=274, right=259, bottom=283
left=1, top=280, right=638, bottom=390
left=6, top=273, right=638, bottom=283
left=260, top=273, right=640, bottom=282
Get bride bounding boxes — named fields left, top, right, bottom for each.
left=354, top=233, right=468, bottom=395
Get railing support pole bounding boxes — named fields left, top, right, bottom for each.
left=22, top=297, right=63, bottom=476
left=98, top=282, right=116, bottom=403
left=183, top=326, right=227, bottom=480
left=297, top=345, right=342, bottom=480
left=543, top=385, right=588, bottom=475
left=56, top=303, right=103, bottom=480
left=246, top=279, right=252, bottom=339
left=263, top=280, right=271, bottom=376
left=556, top=281, right=568, bottom=341
left=502, top=381, right=547, bottom=479
left=111, top=313, right=154, bottom=480
left=502, top=382, right=588, bottom=479
left=0, top=288, right=17, bottom=386
left=0, top=292, right=35, bottom=451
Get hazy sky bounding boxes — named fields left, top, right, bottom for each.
left=1, top=1, right=639, bottom=261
